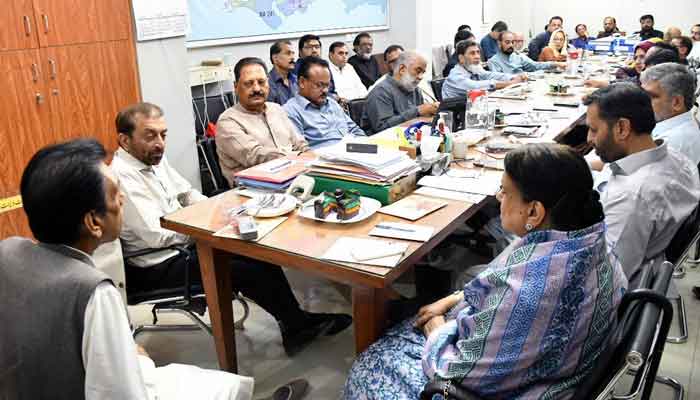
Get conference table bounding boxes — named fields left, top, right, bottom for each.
left=160, top=71, right=593, bottom=373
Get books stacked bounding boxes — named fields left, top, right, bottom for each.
left=309, top=143, right=419, bottom=185
left=234, top=156, right=308, bottom=191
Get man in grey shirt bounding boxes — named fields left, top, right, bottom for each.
left=365, top=50, right=439, bottom=133
left=584, top=83, right=700, bottom=286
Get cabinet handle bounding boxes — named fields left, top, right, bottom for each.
left=52, top=89, right=60, bottom=96
left=31, top=63, right=39, bottom=82
left=48, top=59, right=57, bottom=79
left=23, top=16, right=32, bottom=36
left=35, top=93, right=44, bottom=105
left=42, top=14, right=49, bottom=33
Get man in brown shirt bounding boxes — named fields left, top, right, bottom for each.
left=216, top=57, right=309, bottom=185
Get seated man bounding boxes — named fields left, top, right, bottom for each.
left=670, top=36, right=694, bottom=65
left=479, top=21, right=508, bottom=60
left=513, top=32, right=528, bottom=54
left=488, top=31, right=565, bottom=74
left=365, top=50, right=439, bottom=133
left=442, top=29, right=475, bottom=77
left=285, top=56, right=365, bottom=148
left=216, top=57, right=309, bottom=184
left=641, top=62, right=700, bottom=165
left=635, top=14, right=664, bottom=41
left=348, top=32, right=381, bottom=88
left=442, top=39, right=526, bottom=99
left=267, top=40, right=298, bottom=105
left=328, top=42, right=368, bottom=100
left=368, top=44, right=404, bottom=92
left=113, top=102, right=351, bottom=356
left=295, top=34, right=338, bottom=99
left=584, top=83, right=700, bottom=286
left=0, top=138, right=307, bottom=399
left=598, top=16, right=622, bottom=38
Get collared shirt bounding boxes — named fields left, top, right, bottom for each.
left=267, top=68, right=298, bottom=105
left=527, top=31, right=551, bottom=60
left=215, top=102, right=309, bottom=184
left=571, top=36, right=594, bottom=49
left=480, top=35, right=500, bottom=60
left=284, top=94, right=365, bottom=148
left=635, top=29, right=664, bottom=41
left=487, top=51, right=555, bottom=74
left=652, top=111, right=700, bottom=165
left=365, top=75, right=425, bottom=133
left=111, top=148, right=207, bottom=267
left=328, top=62, right=368, bottom=100
left=348, top=54, right=381, bottom=88
left=442, top=63, right=515, bottom=98
left=595, top=142, right=700, bottom=285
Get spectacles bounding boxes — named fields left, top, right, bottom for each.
left=309, top=80, right=330, bottom=90
left=303, top=44, right=321, bottom=50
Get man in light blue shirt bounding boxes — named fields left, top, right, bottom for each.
left=585, top=83, right=700, bottom=286
left=442, top=40, right=526, bottom=99
left=641, top=62, right=700, bottom=165
left=488, top=31, right=565, bottom=75
left=480, top=21, right=508, bottom=60
left=284, top=56, right=365, bottom=149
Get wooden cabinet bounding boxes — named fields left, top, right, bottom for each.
left=0, top=0, right=141, bottom=240
left=0, top=0, right=39, bottom=51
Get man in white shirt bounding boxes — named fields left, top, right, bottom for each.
left=112, top=103, right=351, bottom=356
left=584, top=83, right=700, bottom=286
left=641, top=62, right=700, bottom=165
left=328, top=41, right=367, bottom=100
left=1, top=139, right=287, bottom=400
left=690, top=24, right=700, bottom=60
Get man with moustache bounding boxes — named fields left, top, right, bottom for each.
left=635, top=14, right=664, bottom=41
left=285, top=56, right=365, bottom=148
left=267, top=40, right=298, bottom=105
left=216, top=57, right=309, bottom=184
left=598, top=16, right=622, bottom=38
left=348, top=32, right=381, bottom=88
left=365, top=50, right=439, bottom=133
left=294, top=34, right=338, bottom=99
left=488, top=31, right=565, bottom=74
left=442, top=40, right=526, bottom=99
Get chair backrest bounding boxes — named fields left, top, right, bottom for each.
left=198, top=137, right=230, bottom=196
left=192, top=95, right=231, bottom=137
left=430, top=78, right=446, bottom=102
left=374, top=53, right=389, bottom=76
left=347, top=98, right=370, bottom=132
left=665, top=162, right=700, bottom=265
left=571, top=260, right=674, bottom=400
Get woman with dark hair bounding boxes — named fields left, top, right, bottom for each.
left=342, top=144, right=627, bottom=400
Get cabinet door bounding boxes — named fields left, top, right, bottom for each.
left=99, top=0, right=133, bottom=41
left=0, top=50, right=53, bottom=239
left=42, top=41, right=140, bottom=152
left=32, top=0, right=101, bottom=46
left=0, top=0, right=39, bottom=51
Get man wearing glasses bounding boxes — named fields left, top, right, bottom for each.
left=284, top=57, right=365, bottom=148
left=294, top=34, right=338, bottom=100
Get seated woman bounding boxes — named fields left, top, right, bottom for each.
left=342, top=143, right=628, bottom=400
left=539, top=29, right=569, bottom=61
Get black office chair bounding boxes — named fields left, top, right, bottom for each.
left=420, top=261, right=677, bottom=400
left=198, top=137, right=231, bottom=197
left=123, top=244, right=249, bottom=337
left=430, top=78, right=446, bottom=102
left=192, top=94, right=231, bottom=138
left=347, top=98, right=371, bottom=132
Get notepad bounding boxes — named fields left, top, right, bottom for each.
left=321, top=237, right=408, bottom=267
left=377, top=195, right=447, bottom=221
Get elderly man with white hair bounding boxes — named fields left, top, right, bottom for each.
left=365, top=50, right=440, bottom=133
left=442, top=39, right=526, bottom=99
left=640, top=62, right=700, bottom=165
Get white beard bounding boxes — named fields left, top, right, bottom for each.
left=465, top=64, right=486, bottom=75
left=399, top=73, right=420, bottom=91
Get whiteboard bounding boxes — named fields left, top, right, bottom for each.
left=186, top=0, right=390, bottom=48
left=132, top=0, right=189, bottom=42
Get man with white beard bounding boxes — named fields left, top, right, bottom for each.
left=488, top=31, right=565, bottom=74
left=348, top=32, right=381, bottom=88
left=365, top=50, right=439, bottom=133
left=442, top=40, right=526, bottom=99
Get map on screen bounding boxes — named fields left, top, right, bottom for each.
left=187, top=0, right=389, bottom=47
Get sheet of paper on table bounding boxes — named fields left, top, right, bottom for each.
left=414, top=186, right=487, bottom=203
left=417, top=175, right=501, bottom=196
left=377, top=195, right=447, bottom=221
left=213, top=216, right=287, bottom=242
left=321, top=237, right=409, bottom=267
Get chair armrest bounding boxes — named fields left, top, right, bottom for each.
left=122, top=245, right=191, bottom=261
left=420, top=379, right=485, bottom=400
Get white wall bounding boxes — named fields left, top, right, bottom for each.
left=493, top=0, right=700, bottom=40
left=430, top=0, right=487, bottom=47
left=135, top=38, right=202, bottom=188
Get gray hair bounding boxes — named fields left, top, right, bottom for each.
left=392, top=50, right=423, bottom=75
left=641, top=62, right=697, bottom=110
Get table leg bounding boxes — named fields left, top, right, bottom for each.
left=196, top=242, right=237, bottom=373
left=352, top=286, right=390, bottom=354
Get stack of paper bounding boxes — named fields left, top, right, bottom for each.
left=234, top=156, right=308, bottom=191
left=309, top=142, right=420, bottom=185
